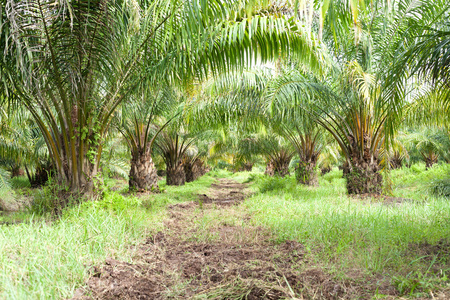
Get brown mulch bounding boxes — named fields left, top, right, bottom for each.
left=72, top=179, right=399, bottom=300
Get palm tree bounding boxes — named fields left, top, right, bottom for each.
left=2, top=0, right=319, bottom=200
left=317, top=144, right=342, bottom=174
left=403, top=128, right=449, bottom=169
left=270, top=63, right=386, bottom=194
left=115, top=85, right=179, bottom=192
left=0, top=106, right=53, bottom=187
left=237, top=134, right=295, bottom=177
left=282, top=125, right=323, bottom=185
left=155, top=130, right=196, bottom=186
left=267, top=0, right=449, bottom=194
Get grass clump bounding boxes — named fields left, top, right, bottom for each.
left=253, top=175, right=297, bottom=194
left=10, top=176, right=31, bottom=189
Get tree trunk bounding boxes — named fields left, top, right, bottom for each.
left=423, top=152, right=438, bottom=170
left=184, top=158, right=206, bottom=182
left=129, top=148, right=159, bottom=192
left=30, top=161, right=54, bottom=188
left=321, top=166, right=331, bottom=175
left=342, top=133, right=383, bottom=195
left=10, top=165, right=24, bottom=178
left=50, top=130, right=102, bottom=202
left=390, top=156, right=403, bottom=169
left=265, top=158, right=290, bottom=177
left=238, top=163, right=253, bottom=172
left=184, top=159, right=195, bottom=183
left=296, top=161, right=318, bottom=185
left=343, top=161, right=382, bottom=194
left=166, top=163, right=186, bottom=186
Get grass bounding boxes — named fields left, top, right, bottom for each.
left=2, top=164, right=450, bottom=298
left=0, top=173, right=216, bottom=299
left=390, top=162, right=450, bottom=199
left=244, top=166, right=450, bottom=296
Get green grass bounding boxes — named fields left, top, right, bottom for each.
left=2, top=166, right=450, bottom=298
left=244, top=167, right=450, bottom=296
left=10, top=176, right=31, bottom=189
left=391, top=162, right=450, bottom=199
left=0, top=172, right=216, bottom=299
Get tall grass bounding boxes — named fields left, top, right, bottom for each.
left=0, top=173, right=216, bottom=299
left=245, top=167, right=450, bottom=294
left=0, top=207, right=154, bottom=299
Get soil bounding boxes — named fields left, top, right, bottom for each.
left=72, top=179, right=399, bottom=300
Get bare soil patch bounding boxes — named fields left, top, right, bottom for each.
left=197, top=178, right=248, bottom=206
left=73, top=179, right=398, bottom=299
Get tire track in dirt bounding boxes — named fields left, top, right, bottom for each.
left=72, top=178, right=398, bottom=300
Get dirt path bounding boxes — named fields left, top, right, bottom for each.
left=72, top=178, right=397, bottom=299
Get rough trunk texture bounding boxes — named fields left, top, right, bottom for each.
left=264, top=159, right=290, bottom=177
left=129, top=149, right=159, bottom=192
left=237, top=163, right=253, bottom=172
left=53, top=131, right=102, bottom=201
left=30, top=161, right=54, bottom=188
left=343, top=161, right=382, bottom=194
left=342, top=133, right=383, bottom=195
left=184, top=159, right=207, bottom=183
left=295, top=161, right=318, bottom=186
left=11, top=165, right=24, bottom=178
left=389, top=156, right=403, bottom=169
left=320, top=166, right=332, bottom=175
left=423, top=152, right=439, bottom=170
left=166, top=163, right=186, bottom=186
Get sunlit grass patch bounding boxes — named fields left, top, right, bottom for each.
left=244, top=168, right=450, bottom=296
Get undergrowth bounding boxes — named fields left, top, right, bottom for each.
left=245, top=166, right=450, bottom=297
left=2, top=165, right=450, bottom=298
left=0, top=172, right=216, bottom=299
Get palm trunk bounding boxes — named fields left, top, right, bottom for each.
left=423, top=152, right=438, bottom=170
left=321, top=166, right=331, bottom=175
left=237, top=162, right=253, bottom=172
left=343, top=161, right=382, bottom=194
left=265, top=158, right=290, bottom=177
left=184, top=158, right=206, bottom=182
left=166, top=163, right=186, bottom=186
left=10, top=165, right=23, bottom=178
left=184, top=159, right=195, bottom=183
left=295, top=160, right=318, bottom=186
left=30, top=161, right=54, bottom=188
left=129, top=148, right=159, bottom=192
left=390, top=155, right=403, bottom=169
left=54, top=137, right=100, bottom=199
left=342, top=134, right=383, bottom=195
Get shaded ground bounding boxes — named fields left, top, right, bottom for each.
left=73, top=179, right=399, bottom=299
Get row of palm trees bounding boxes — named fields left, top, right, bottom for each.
left=1, top=0, right=449, bottom=203
left=0, top=0, right=319, bottom=199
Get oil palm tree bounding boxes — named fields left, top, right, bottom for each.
left=2, top=0, right=320, bottom=200
left=155, top=129, right=196, bottom=186
left=403, top=127, right=449, bottom=169
left=266, top=0, right=448, bottom=194
left=115, top=85, right=179, bottom=192
left=281, top=124, right=323, bottom=185
left=271, top=63, right=386, bottom=194
left=0, top=105, right=53, bottom=187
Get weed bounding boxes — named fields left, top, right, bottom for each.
left=255, top=175, right=297, bottom=193
left=10, top=176, right=31, bottom=189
